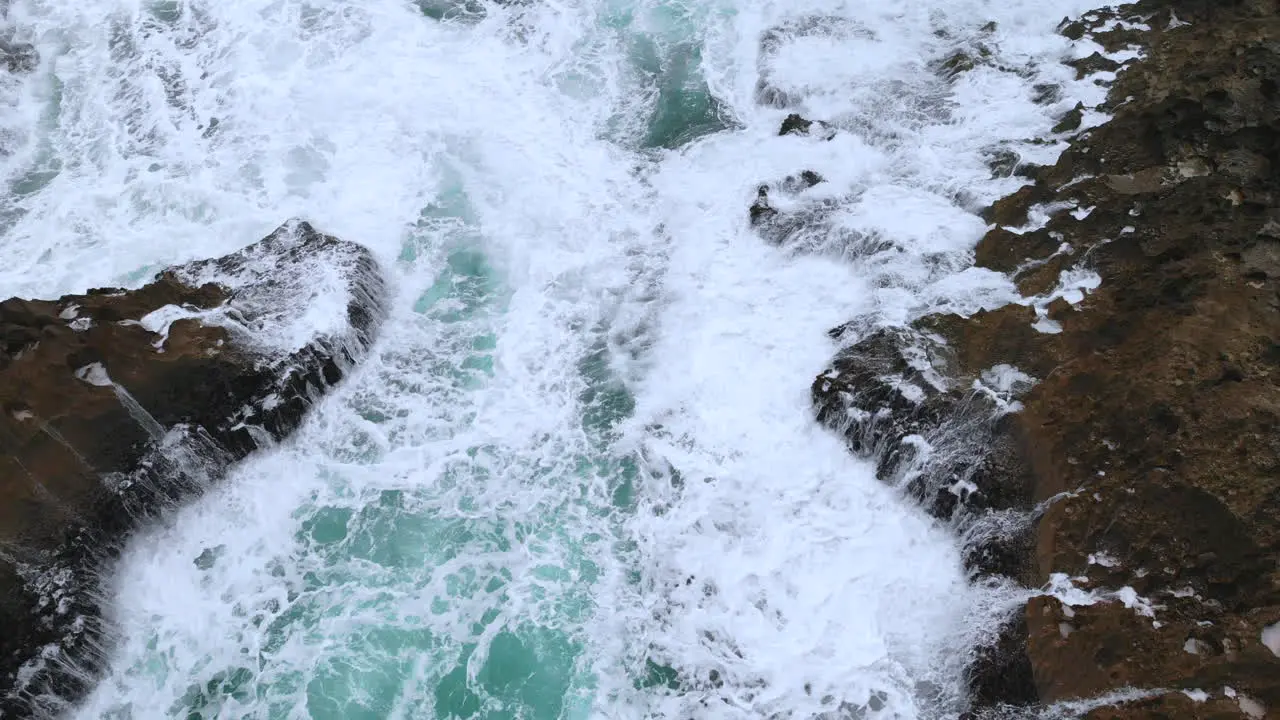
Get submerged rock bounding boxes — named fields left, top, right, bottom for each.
left=0, top=220, right=386, bottom=715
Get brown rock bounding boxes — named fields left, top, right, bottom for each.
left=975, top=227, right=1061, bottom=274
left=0, top=220, right=387, bottom=715
left=817, top=0, right=1280, bottom=715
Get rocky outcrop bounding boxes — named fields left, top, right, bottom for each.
left=0, top=39, right=36, bottom=75
left=811, top=0, right=1280, bottom=716
left=0, top=220, right=386, bottom=716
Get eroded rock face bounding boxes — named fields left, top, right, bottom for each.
left=812, top=0, right=1280, bottom=715
left=0, top=220, right=386, bottom=716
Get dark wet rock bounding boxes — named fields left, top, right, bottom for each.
left=1051, top=103, right=1085, bottom=134
left=414, top=0, right=530, bottom=22
left=1060, top=6, right=1152, bottom=55
left=931, top=36, right=1044, bottom=85
left=978, top=184, right=1053, bottom=227
left=984, top=149, right=1043, bottom=181
left=934, top=43, right=996, bottom=81
left=0, top=40, right=36, bottom=74
left=974, top=227, right=1061, bottom=274
left=779, top=113, right=813, bottom=136
left=1067, top=51, right=1123, bottom=79
left=813, top=326, right=953, bottom=470
left=966, top=611, right=1038, bottom=713
left=819, top=0, right=1280, bottom=714
left=1032, top=83, right=1063, bottom=105
left=1084, top=692, right=1256, bottom=719
left=748, top=170, right=828, bottom=241
left=777, top=113, right=836, bottom=140
left=0, top=220, right=387, bottom=716
left=783, top=170, right=824, bottom=192
left=935, top=50, right=979, bottom=79
left=748, top=185, right=776, bottom=226
left=1058, top=18, right=1089, bottom=41
left=984, top=149, right=1021, bottom=179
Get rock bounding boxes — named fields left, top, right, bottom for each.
left=1052, top=103, right=1085, bottom=134
left=817, top=0, right=1280, bottom=714
left=747, top=171, right=828, bottom=243
left=1033, top=83, right=1064, bottom=105
left=779, top=113, right=813, bottom=136
left=748, top=185, right=776, bottom=226
left=777, top=113, right=835, bottom=140
left=785, top=170, right=825, bottom=192
left=934, top=43, right=996, bottom=81
left=812, top=310, right=1045, bottom=524
left=1084, top=692, right=1265, bottom=719
left=974, top=227, right=1061, bottom=274
left=1059, top=18, right=1088, bottom=41
left=967, top=611, right=1038, bottom=711
left=1067, top=51, right=1122, bottom=79
left=0, top=40, right=36, bottom=75
left=980, top=184, right=1050, bottom=227
left=0, top=220, right=387, bottom=715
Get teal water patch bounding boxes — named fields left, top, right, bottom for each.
left=145, top=0, right=183, bottom=24
left=430, top=628, right=582, bottom=720
left=413, top=248, right=496, bottom=321
left=116, top=263, right=166, bottom=287
left=635, top=39, right=731, bottom=150
left=598, top=2, right=734, bottom=150
left=415, top=0, right=487, bottom=23
left=146, top=472, right=604, bottom=718
left=250, top=479, right=602, bottom=717
left=404, top=171, right=503, bottom=393
left=401, top=163, right=478, bottom=266
left=144, top=420, right=645, bottom=719
left=413, top=245, right=501, bottom=391
left=1, top=75, right=65, bottom=236
left=8, top=162, right=61, bottom=198
left=577, top=339, right=635, bottom=443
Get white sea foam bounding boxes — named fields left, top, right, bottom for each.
left=0, top=0, right=1110, bottom=716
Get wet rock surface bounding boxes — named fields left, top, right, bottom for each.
left=807, top=0, right=1280, bottom=715
left=0, top=39, right=36, bottom=75
left=0, top=220, right=386, bottom=716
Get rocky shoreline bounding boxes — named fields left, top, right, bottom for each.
left=797, top=0, right=1280, bottom=716
left=0, top=221, right=386, bottom=716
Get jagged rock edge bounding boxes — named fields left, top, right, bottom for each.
left=2, top=220, right=389, bottom=718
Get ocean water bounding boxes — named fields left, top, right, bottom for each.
left=0, top=0, right=1107, bottom=717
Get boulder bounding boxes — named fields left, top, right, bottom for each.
left=0, top=220, right=386, bottom=715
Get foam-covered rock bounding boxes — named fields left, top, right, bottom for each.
left=0, top=220, right=386, bottom=715
left=817, top=0, right=1280, bottom=714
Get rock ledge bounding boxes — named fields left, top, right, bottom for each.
left=0, top=220, right=387, bottom=716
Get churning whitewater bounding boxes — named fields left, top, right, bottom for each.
left=0, top=0, right=1105, bottom=716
